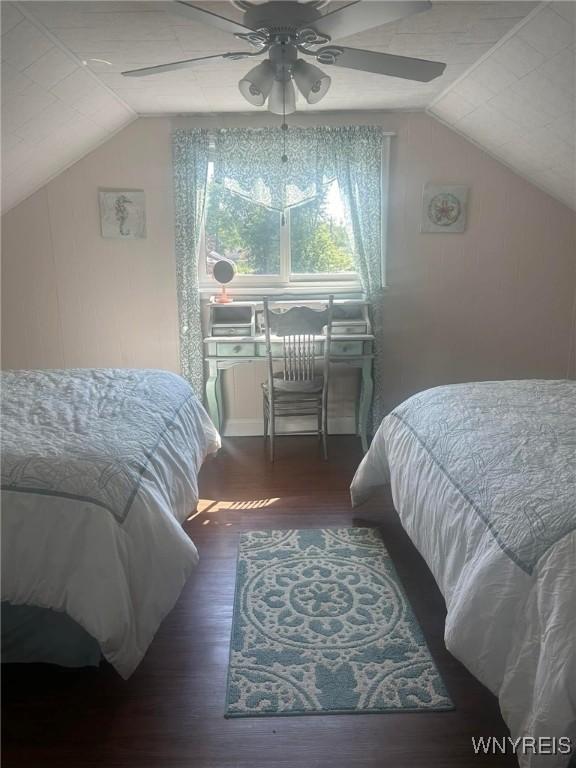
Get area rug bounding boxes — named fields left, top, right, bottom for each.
left=225, top=528, right=453, bottom=717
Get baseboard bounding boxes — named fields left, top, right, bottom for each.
left=223, top=416, right=357, bottom=437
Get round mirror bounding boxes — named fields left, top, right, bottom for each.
left=213, top=259, right=236, bottom=285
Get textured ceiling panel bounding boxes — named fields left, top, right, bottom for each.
left=6, top=1, right=566, bottom=213
left=429, top=2, right=576, bottom=210
left=1, top=2, right=136, bottom=212
left=24, top=1, right=535, bottom=114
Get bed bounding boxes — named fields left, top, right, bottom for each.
left=1, top=368, right=220, bottom=678
left=351, top=380, right=576, bottom=768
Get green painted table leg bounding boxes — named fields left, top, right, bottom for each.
left=205, top=362, right=222, bottom=432
left=358, top=358, right=374, bottom=453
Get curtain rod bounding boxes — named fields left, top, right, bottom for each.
left=204, top=127, right=396, bottom=135
left=198, top=128, right=396, bottom=146
left=201, top=127, right=396, bottom=148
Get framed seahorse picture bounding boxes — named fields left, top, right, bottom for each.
left=99, top=189, right=146, bottom=239
left=421, top=184, right=469, bottom=233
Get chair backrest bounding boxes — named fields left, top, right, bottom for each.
left=263, top=297, right=334, bottom=387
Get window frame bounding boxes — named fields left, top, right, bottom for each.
left=198, top=156, right=363, bottom=295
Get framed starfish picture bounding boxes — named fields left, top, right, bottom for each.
left=421, top=184, right=469, bottom=233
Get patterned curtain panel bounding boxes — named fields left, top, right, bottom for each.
left=331, top=126, right=389, bottom=428
left=172, top=128, right=210, bottom=398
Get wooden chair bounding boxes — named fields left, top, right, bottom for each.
left=262, top=296, right=334, bottom=462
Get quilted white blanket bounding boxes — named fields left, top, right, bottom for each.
left=351, top=380, right=576, bottom=768
left=1, top=369, right=221, bottom=678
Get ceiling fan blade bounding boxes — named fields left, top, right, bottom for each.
left=172, top=1, right=254, bottom=35
left=311, top=1, right=432, bottom=41
left=319, top=47, right=446, bottom=82
left=122, top=52, right=250, bottom=78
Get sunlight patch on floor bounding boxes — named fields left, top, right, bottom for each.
left=225, top=499, right=280, bottom=510
left=187, top=497, right=281, bottom=523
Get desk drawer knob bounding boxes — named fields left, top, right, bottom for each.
left=233, top=345, right=241, bottom=353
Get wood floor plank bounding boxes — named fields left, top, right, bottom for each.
left=2, top=436, right=516, bottom=767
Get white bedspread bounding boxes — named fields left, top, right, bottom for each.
left=351, top=381, right=576, bottom=768
left=1, top=369, right=220, bottom=678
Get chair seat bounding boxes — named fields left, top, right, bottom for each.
left=262, top=373, right=324, bottom=395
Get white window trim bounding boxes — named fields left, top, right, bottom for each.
left=198, top=282, right=364, bottom=298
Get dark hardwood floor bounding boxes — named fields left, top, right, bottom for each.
left=2, top=436, right=516, bottom=768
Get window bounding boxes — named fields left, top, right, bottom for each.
left=201, top=162, right=358, bottom=289
left=290, top=183, right=355, bottom=277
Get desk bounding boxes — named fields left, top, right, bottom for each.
left=203, top=298, right=374, bottom=452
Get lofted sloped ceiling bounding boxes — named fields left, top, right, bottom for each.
left=2, top=1, right=574, bottom=213
left=429, top=1, right=575, bottom=210
left=23, top=0, right=535, bottom=113
left=1, top=2, right=136, bottom=212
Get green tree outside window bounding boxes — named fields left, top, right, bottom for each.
left=204, top=178, right=355, bottom=278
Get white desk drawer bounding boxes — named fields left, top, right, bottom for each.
left=333, top=324, right=367, bottom=335
left=331, top=340, right=363, bottom=356
left=216, top=342, right=255, bottom=357
left=212, top=325, right=251, bottom=337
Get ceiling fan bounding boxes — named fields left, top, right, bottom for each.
left=122, top=0, right=446, bottom=115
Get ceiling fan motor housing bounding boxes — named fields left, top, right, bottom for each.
left=243, top=1, right=323, bottom=39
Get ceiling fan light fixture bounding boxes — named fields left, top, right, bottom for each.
left=268, top=78, right=296, bottom=115
left=293, top=59, right=331, bottom=104
left=238, top=60, right=275, bottom=106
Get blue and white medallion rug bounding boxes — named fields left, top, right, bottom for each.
left=225, top=528, right=453, bottom=717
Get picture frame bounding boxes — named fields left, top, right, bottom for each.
left=99, top=188, right=146, bottom=239
left=421, top=184, right=469, bottom=233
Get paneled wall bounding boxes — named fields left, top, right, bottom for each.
left=2, top=112, right=575, bottom=433
left=382, top=111, right=576, bottom=410
left=1, top=118, right=179, bottom=373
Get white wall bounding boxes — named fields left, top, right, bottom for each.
left=382, top=111, right=576, bottom=410
left=2, top=112, right=575, bottom=433
left=2, top=118, right=179, bottom=373
left=570, top=283, right=576, bottom=380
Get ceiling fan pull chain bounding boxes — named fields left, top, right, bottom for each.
left=281, top=41, right=288, bottom=222
left=281, top=43, right=289, bottom=166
